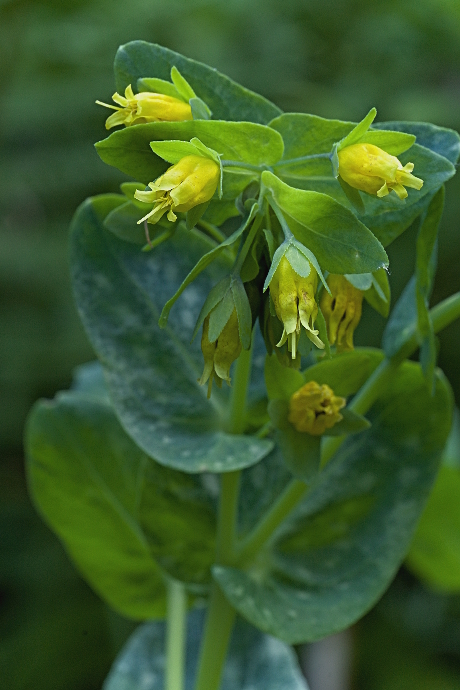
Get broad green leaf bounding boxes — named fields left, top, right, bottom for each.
left=115, top=41, right=282, bottom=125
left=269, top=113, right=415, bottom=166
left=373, top=121, right=460, bottom=165
left=96, top=120, right=284, bottom=184
left=214, top=362, right=452, bottom=643
left=406, top=465, right=460, bottom=592
left=70, top=196, right=273, bottom=473
left=264, top=354, right=306, bottom=400
left=262, top=171, right=388, bottom=274
left=104, top=201, right=149, bottom=245
left=103, top=610, right=309, bottom=690
left=25, top=393, right=167, bottom=620
left=302, top=348, right=385, bottom=396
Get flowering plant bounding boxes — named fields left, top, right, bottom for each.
left=25, top=41, right=460, bottom=690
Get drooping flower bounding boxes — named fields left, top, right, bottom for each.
left=338, top=142, right=423, bottom=200
left=134, top=155, right=220, bottom=225
left=199, top=309, right=242, bottom=398
left=96, top=84, right=192, bottom=129
left=269, top=256, right=324, bottom=358
left=288, top=381, right=346, bottom=435
left=320, top=274, right=363, bottom=352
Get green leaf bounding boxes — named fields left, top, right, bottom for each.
left=214, top=362, right=453, bottom=643
left=372, top=121, right=460, bottom=165
left=170, top=65, right=196, bottom=101
left=120, top=181, right=151, bottom=209
left=25, top=393, right=167, bottom=620
left=336, top=107, right=377, bottom=150
left=344, top=273, right=373, bottom=291
left=232, top=277, right=253, bottom=350
left=159, top=211, right=256, bottom=328
left=115, top=41, right=282, bottom=124
left=104, top=201, right=149, bottom=245
left=190, top=97, right=212, bottom=120
left=103, top=611, right=309, bottom=690
left=264, top=354, right=305, bottom=400
left=185, top=202, right=210, bottom=231
left=302, top=348, right=385, bottom=396
left=356, top=129, right=416, bottom=155
left=70, top=196, right=273, bottom=473
left=406, top=465, right=460, bottom=592
left=137, top=76, right=182, bottom=100
left=149, top=138, right=218, bottom=165
left=208, top=283, right=235, bottom=342
left=96, top=120, right=284, bottom=184
left=324, top=407, right=371, bottom=436
left=364, top=269, right=391, bottom=318
left=262, top=171, right=389, bottom=275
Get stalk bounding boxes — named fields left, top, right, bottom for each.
left=165, top=579, right=187, bottom=690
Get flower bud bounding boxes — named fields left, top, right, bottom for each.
left=320, top=274, right=363, bottom=352
left=199, top=309, right=242, bottom=398
left=288, top=381, right=346, bottom=435
left=338, top=143, right=423, bottom=200
left=269, top=256, right=324, bottom=359
left=135, top=155, right=220, bottom=225
left=96, top=85, right=192, bottom=129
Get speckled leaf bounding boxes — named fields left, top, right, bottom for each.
left=262, top=171, right=388, bottom=275
left=115, top=41, right=282, bottom=124
left=214, top=362, right=452, bottom=643
left=103, top=610, right=309, bottom=690
left=25, top=392, right=167, bottom=620
left=70, top=195, right=273, bottom=473
left=96, top=120, right=284, bottom=184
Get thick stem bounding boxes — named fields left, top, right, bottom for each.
left=235, top=479, right=308, bottom=566
left=197, top=219, right=227, bottom=244
left=193, top=583, right=237, bottom=690
left=165, top=579, right=187, bottom=690
left=273, top=152, right=331, bottom=169
left=194, top=342, right=254, bottom=690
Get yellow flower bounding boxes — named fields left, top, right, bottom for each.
left=199, top=309, right=242, bottom=398
left=288, top=381, right=346, bottom=435
left=320, top=274, right=363, bottom=352
left=96, top=84, right=192, bottom=129
left=337, top=142, right=423, bottom=200
left=269, top=256, right=324, bottom=358
left=134, top=155, right=220, bottom=225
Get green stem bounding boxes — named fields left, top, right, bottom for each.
left=233, top=214, right=262, bottom=274
left=235, top=479, right=308, bottom=566
left=273, top=152, right=331, bottom=168
left=165, top=579, right=187, bottom=690
left=268, top=197, right=293, bottom=240
left=221, top=159, right=264, bottom=172
left=197, top=219, right=227, bottom=244
left=193, top=583, right=237, bottom=690
left=194, top=342, right=255, bottom=690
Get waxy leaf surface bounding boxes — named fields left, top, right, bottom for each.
left=214, top=361, right=452, bottom=643
left=115, top=41, right=282, bottom=124
left=70, top=195, right=273, bottom=473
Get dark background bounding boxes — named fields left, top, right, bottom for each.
left=1, top=0, right=460, bottom=688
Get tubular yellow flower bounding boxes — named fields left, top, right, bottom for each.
left=288, top=381, right=346, bottom=435
left=96, top=84, right=192, bottom=129
left=134, top=155, right=220, bottom=225
left=269, top=256, right=324, bottom=358
left=320, top=274, right=363, bottom=352
left=199, top=310, right=242, bottom=398
left=338, top=143, right=423, bottom=200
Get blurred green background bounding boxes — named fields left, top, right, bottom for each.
left=2, top=0, right=460, bottom=688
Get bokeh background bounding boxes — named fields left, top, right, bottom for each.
left=2, top=0, right=460, bottom=688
